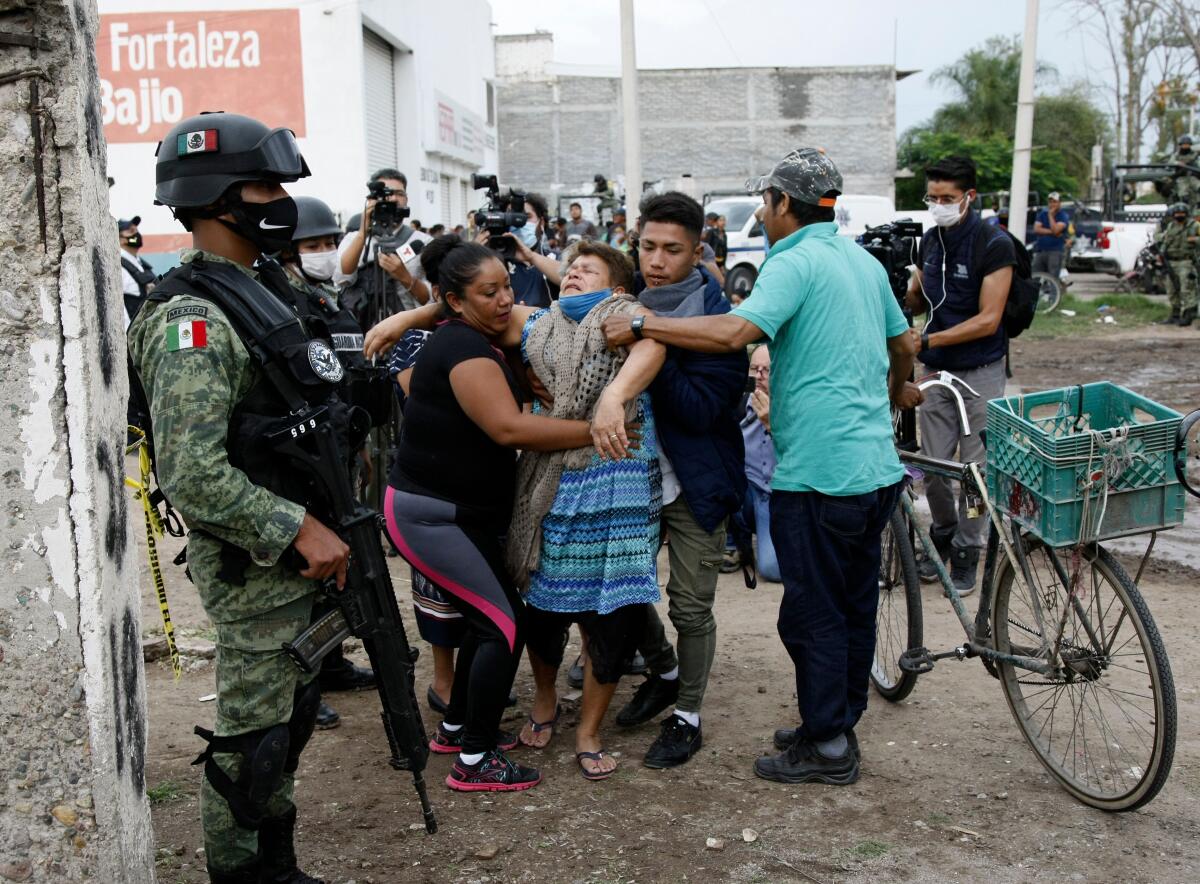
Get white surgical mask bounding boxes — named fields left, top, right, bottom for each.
left=929, top=196, right=969, bottom=229
left=300, top=249, right=338, bottom=281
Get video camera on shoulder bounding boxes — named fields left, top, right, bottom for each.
left=858, top=220, right=923, bottom=308
left=367, top=178, right=410, bottom=231
left=472, top=173, right=527, bottom=260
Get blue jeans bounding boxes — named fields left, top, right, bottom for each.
left=743, top=484, right=780, bottom=582
left=769, top=481, right=903, bottom=743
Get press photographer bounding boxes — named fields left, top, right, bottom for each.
left=336, top=168, right=431, bottom=327
left=472, top=173, right=561, bottom=308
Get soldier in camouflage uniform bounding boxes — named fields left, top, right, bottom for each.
left=1153, top=202, right=1200, bottom=326
left=1171, top=134, right=1200, bottom=213
left=128, top=112, right=349, bottom=884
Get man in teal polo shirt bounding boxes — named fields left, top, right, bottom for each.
left=603, top=148, right=920, bottom=786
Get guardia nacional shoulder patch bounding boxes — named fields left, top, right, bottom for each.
left=166, top=319, right=207, bottom=351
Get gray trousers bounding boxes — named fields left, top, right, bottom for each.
left=1031, top=250, right=1064, bottom=277
left=918, top=358, right=1008, bottom=549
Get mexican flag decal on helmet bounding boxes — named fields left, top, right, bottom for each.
left=177, top=129, right=219, bottom=157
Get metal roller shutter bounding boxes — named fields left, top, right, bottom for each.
left=362, top=29, right=397, bottom=174
left=439, top=175, right=452, bottom=226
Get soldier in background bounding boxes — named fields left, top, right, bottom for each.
left=129, top=111, right=349, bottom=884
left=1154, top=202, right=1200, bottom=326
left=1170, top=134, right=1200, bottom=212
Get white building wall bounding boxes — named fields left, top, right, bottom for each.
left=99, top=0, right=497, bottom=254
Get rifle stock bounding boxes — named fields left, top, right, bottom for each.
left=270, top=404, right=437, bottom=834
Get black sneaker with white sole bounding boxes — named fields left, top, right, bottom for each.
left=643, top=714, right=702, bottom=769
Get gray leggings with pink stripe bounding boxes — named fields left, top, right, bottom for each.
left=384, top=486, right=525, bottom=755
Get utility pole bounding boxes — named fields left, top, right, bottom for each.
left=1008, top=0, right=1039, bottom=242
left=620, top=0, right=642, bottom=225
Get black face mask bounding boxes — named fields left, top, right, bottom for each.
left=123, top=232, right=142, bottom=249
left=1180, top=146, right=1193, bottom=154
left=1174, top=215, right=1188, bottom=224
left=220, top=195, right=298, bottom=255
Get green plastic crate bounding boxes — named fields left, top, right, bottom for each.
left=985, top=383, right=1185, bottom=547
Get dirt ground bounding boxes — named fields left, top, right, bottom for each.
left=140, top=295, right=1200, bottom=884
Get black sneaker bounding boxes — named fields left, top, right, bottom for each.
left=445, top=750, right=541, bottom=792
left=429, top=721, right=518, bottom=755
left=916, top=554, right=942, bottom=583
left=754, top=737, right=859, bottom=785
left=567, top=655, right=584, bottom=690
left=315, top=701, right=340, bottom=730
left=772, top=727, right=859, bottom=761
left=950, top=546, right=980, bottom=597
left=643, top=714, right=702, bottom=769
left=616, top=675, right=680, bottom=728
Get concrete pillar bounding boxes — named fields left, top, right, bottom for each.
left=0, top=1, right=154, bottom=881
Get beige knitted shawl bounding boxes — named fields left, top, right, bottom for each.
left=505, top=294, right=643, bottom=589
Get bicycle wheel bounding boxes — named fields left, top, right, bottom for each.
left=871, top=506, right=923, bottom=702
left=1033, top=271, right=1062, bottom=314
left=991, top=537, right=1176, bottom=811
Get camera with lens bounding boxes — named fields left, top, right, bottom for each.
left=472, top=173, right=528, bottom=260
left=857, top=220, right=923, bottom=306
left=367, top=178, right=410, bottom=232
left=857, top=220, right=923, bottom=451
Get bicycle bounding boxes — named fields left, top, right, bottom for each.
left=873, top=380, right=1185, bottom=811
left=1031, top=270, right=1063, bottom=314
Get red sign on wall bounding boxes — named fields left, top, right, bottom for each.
left=97, top=9, right=306, bottom=144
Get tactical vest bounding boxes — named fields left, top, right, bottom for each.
left=285, top=270, right=393, bottom=427
left=137, top=257, right=368, bottom=581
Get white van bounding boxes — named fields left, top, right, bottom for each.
left=709, top=194, right=899, bottom=297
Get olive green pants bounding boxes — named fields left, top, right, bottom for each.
left=638, top=497, right=727, bottom=713
left=1165, top=261, right=1198, bottom=313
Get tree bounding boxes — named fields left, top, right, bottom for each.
left=897, top=131, right=1075, bottom=209
left=896, top=38, right=1111, bottom=208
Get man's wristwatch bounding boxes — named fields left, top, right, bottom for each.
left=631, top=315, right=645, bottom=340
left=920, top=331, right=930, bottom=353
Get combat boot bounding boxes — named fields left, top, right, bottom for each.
left=258, top=807, right=326, bottom=884
left=1177, top=308, right=1197, bottom=327
left=207, top=861, right=260, bottom=884
left=1155, top=308, right=1180, bottom=325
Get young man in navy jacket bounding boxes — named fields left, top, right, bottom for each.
left=614, top=192, right=748, bottom=768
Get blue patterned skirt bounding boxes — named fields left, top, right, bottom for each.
left=524, top=394, right=662, bottom=615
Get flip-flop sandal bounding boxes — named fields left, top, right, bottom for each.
left=519, top=704, right=561, bottom=749
left=576, top=749, right=616, bottom=781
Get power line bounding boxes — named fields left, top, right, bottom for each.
left=700, top=0, right=744, bottom=66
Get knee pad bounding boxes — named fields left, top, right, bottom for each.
left=192, top=723, right=290, bottom=830
left=285, top=680, right=321, bottom=774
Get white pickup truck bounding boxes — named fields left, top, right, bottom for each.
left=709, top=194, right=900, bottom=297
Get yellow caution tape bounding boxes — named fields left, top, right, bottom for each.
left=125, top=426, right=182, bottom=679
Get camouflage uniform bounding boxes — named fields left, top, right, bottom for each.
left=1154, top=218, right=1200, bottom=315
left=1172, top=150, right=1200, bottom=213
left=127, top=249, right=317, bottom=873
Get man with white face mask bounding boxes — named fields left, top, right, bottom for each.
left=904, top=156, right=1015, bottom=595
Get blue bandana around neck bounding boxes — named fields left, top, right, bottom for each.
left=559, top=288, right=612, bottom=322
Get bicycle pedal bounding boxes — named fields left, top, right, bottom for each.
left=898, top=647, right=936, bottom=674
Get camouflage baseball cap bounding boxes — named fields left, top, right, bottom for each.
left=746, top=147, right=843, bottom=207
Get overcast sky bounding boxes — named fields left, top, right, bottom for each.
left=490, top=0, right=1109, bottom=136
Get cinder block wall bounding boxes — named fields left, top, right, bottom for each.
left=497, top=64, right=896, bottom=203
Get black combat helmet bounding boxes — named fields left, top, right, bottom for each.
left=1179, top=134, right=1194, bottom=148
left=1171, top=202, right=1190, bottom=217
left=154, top=111, right=310, bottom=208
left=292, top=196, right=342, bottom=243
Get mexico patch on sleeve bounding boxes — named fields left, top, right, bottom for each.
left=166, top=319, right=207, bottom=351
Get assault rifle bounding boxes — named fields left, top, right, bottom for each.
left=271, top=401, right=437, bottom=834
